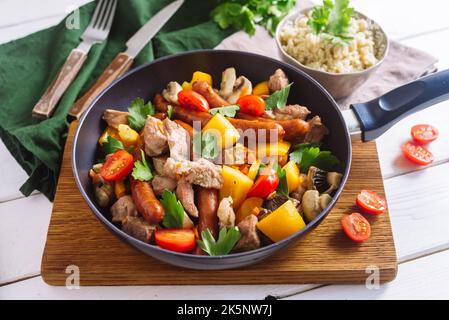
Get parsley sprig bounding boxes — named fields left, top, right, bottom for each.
left=289, top=143, right=339, bottom=172
left=209, top=105, right=240, bottom=118
left=128, top=97, right=155, bottom=131
left=265, top=83, right=292, bottom=110
left=197, top=227, right=241, bottom=256
left=161, top=191, right=185, bottom=229
left=307, top=0, right=354, bottom=45
left=212, top=0, right=297, bottom=36
left=102, top=136, right=124, bottom=155
left=131, top=150, right=153, bottom=182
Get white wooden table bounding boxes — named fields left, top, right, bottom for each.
left=1, top=0, right=449, bottom=300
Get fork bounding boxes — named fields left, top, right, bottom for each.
left=32, top=0, right=117, bottom=119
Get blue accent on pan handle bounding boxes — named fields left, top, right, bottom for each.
left=351, top=69, right=449, bottom=142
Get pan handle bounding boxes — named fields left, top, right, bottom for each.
left=350, top=69, right=449, bottom=142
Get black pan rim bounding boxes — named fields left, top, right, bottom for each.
left=72, top=49, right=352, bottom=261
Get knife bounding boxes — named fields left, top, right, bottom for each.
left=68, top=0, right=184, bottom=119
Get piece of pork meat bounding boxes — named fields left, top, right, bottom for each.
left=122, top=216, right=157, bottom=243
left=143, top=116, right=168, bottom=157
left=163, top=118, right=190, bottom=161
left=268, top=69, right=289, bottom=93
left=103, top=109, right=129, bottom=129
left=152, top=156, right=168, bottom=176
left=304, top=116, right=329, bottom=144
left=176, top=177, right=198, bottom=218
left=110, top=195, right=138, bottom=223
left=163, top=157, right=224, bottom=189
left=233, top=215, right=261, bottom=252
left=217, top=196, right=235, bottom=228
left=271, top=104, right=311, bottom=120
left=151, top=175, right=177, bottom=196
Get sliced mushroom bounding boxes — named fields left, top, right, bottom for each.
left=290, top=173, right=308, bottom=201
left=219, top=67, right=237, bottom=100
left=319, top=194, right=332, bottom=210
left=302, top=190, right=321, bottom=223
left=322, top=172, right=343, bottom=195
left=162, top=81, right=182, bottom=105
left=306, top=166, right=330, bottom=193
left=94, top=181, right=114, bottom=207
left=227, top=76, right=253, bottom=104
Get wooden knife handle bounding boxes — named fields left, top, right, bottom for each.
left=32, top=49, right=87, bottom=119
left=69, top=52, right=134, bottom=119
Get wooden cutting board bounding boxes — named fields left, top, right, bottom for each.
left=41, top=122, right=397, bottom=285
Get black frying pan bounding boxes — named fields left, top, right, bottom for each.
left=72, top=50, right=449, bottom=270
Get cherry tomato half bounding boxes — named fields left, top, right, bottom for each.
left=247, top=167, right=279, bottom=199
left=100, top=149, right=134, bottom=182
left=402, top=142, right=434, bottom=166
left=411, top=124, right=439, bottom=144
left=155, top=228, right=196, bottom=253
left=341, top=213, right=371, bottom=243
left=356, top=190, right=387, bottom=215
left=237, top=94, right=266, bottom=117
left=178, top=90, right=209, bottom=112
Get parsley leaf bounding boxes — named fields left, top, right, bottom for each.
left=209, top=105, right=240, bottom=118
left=128, top=97, right=155, bottom=131
left=197, top=227, right=241, bottom=256
left=167, top=105, right=174, bottom=119
left=212, top=0, right=297, bottom=37
left=193, top=132, right=219, bottom=159
left=131, top=150, right=153, bottom=181
left=307, top=0, right=354, bottom=45
left=290, top=144, right=339, bottom=172
left=274, top=163, right=289, bottom=198
left=161, top=191, right=185, bottom=229
left=102, top=136, right=124, bottom=155
left=265, top=83, right=292, bottom=110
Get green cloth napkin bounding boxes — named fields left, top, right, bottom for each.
left=0, top=0, right=233, bottom=201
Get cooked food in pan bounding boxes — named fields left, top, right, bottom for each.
left=89, top=68, right=342, bottom=255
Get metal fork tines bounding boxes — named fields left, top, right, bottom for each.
left=78, top=0, right=117, bottom=52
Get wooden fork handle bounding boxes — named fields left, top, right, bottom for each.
left=32, top=49, right=87, bottom=119
left=69, top=52, right=134, bottom=119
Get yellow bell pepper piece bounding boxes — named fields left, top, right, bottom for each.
left=98, top=127, right=120, bottom=145
left=114, top=180, right=126, bottom=199
left=191, top=71, right=213, bottom=87
left=220, top=166, right=254, bottom=210
left=257, top=200, right=306, bottom=242
left=118, top=124, right=139, bottom=147
left=253, top=81, right=270, bottom=96
left=236, top=197, right=264, bottom=224
left=202, top=113, right=240, bottom=149
left=282, top=160, right=301, bottom=193
left=247, top=160, right=261, bottom=181
left=257, top=140, right=291, bottom=158
left=182, top=81, right=192, bottom=90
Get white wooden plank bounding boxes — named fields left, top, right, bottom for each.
left=0, top=0, right=91, bottom=28
left=0, top=276, right=315, bottom=300
left=0, top=140, right=38, bottom=202
left=0, top=194, right=52, bottom=285
left=384, top=162, right=449, bottom=262
left=376, top=29, right=449, bottom=179
left=285, top=249, right=449, bottom=300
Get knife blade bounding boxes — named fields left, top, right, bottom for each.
left=69, top=0, right=184, bottom=119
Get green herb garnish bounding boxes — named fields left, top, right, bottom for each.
left=102, top=136, right=124, bottom=155
left=209, top=105, right=240, bottom=118
left=193, top=132, right=219, bottom=159
left=167, top=105, right=174, bottom=119
left=307, top=0, right=354, bottom=45
left=274, top=163, right=289, bottom=198
left=212, top=0, right=297, bottom=36
left=197, top=227, right=241, bottom=256
left=290, top=143, right=339, bottom=172
left=131, top=150, right=153, bottom=182
left=128, top=97, right=155, bottom=131
left=265, top=83, right=292, bottom=110
left=161, top=191, right=185, bottom=229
